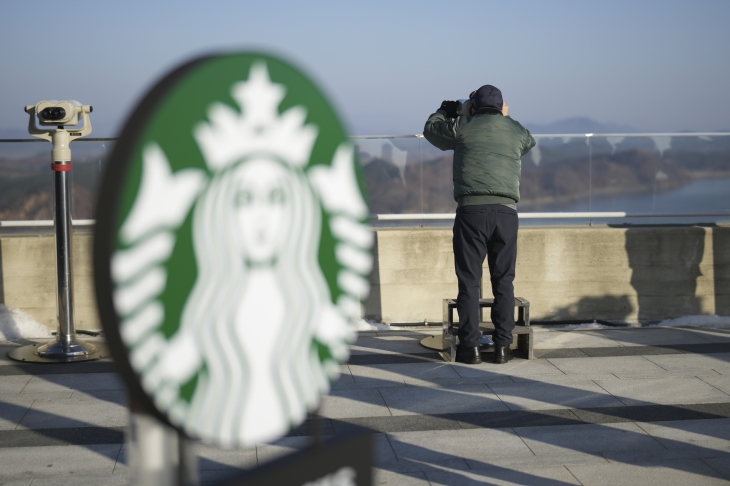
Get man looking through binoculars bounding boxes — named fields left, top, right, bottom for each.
left=424, top=85, right=535, bottom=364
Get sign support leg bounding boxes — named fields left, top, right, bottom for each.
left=128, top=399, right=199, bottom=486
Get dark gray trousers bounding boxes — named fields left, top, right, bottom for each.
left=453, top=204, right=518, bottom=347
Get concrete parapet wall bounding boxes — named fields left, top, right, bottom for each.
left=0, top=233, right=99, bottom=330
left=1, top=225, right=729, bottom=330
left=365, top=224, right=730, bottom=324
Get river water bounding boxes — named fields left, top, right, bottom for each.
left=521, top=176, right=730, bottom=226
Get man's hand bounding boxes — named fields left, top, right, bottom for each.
left=502, top=102, right=509, bottom=117
left=439, top=100, right=459, bottom=119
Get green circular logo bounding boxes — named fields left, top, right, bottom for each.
left=94, top=53, right=372, bottom=448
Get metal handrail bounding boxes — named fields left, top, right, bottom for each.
left=349, top=133, right=730, bottom=139
left=0, top=138, right=117, bottom=143
left=532, top=132, right=730, bottom=139
left=0, top=219, right=95, bottom=227
left=2, top=211, right=729, bottom=227
left=2, top=132, right=730, bottom=143
left=371, top=212, right=730, bottom=221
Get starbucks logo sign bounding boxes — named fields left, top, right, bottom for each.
left=95, top=54, right=372, bottom=448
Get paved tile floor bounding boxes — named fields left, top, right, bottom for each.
left=1, top=326, right=730, bottom=485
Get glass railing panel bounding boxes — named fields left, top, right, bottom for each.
left=587, top=135, right=730, bottom=225
left=69, top=140, right=113, bottom=220
left=0, top=140, right=113, bottom=221
left=661, top=135, right=730, bottom=221
left=519, top=136, right=591, bottom=225
left=419, top=138, right=458, bottom=214
left=0, top=141, right=52, bottom=221
left=1, top=135, right=728, bottom=227
left=354, top=137, right=425, bottom=215
left=590, top=136, right=656, bottom=211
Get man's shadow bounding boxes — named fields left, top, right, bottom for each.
left=624, top=225, right=705, bottom=323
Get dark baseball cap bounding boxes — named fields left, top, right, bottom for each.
left=470, top=85, right=503, bottom=111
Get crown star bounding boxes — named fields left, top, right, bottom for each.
left=194, top=62, right=319, bottom=171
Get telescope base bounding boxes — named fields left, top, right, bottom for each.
left=8, top=341, right=111, bottom=363
left=420, top=334, right=495, bottom=351
left=419, top=335, right=445, bottom=351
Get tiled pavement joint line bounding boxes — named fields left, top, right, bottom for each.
left=696, top=375, right=730, bottom=399
left=15, top=410, right=31, bottom=433
left=632, top=421, right=672, bottom=451
left=511, top=425, right=539, bottom=457
left=14, top=397, right=35, bottom=431
left=700, top=457, right=730, bottom=481
left=485, top=382, right=518, bottom=411
left=648, top=355, right=671, bottom=372
left=113, top=440, right=125, bottom=474
left=376, top=387, right=395, bottom=418
left=18, top=375, right=32, bottom=394
left=590, top=379, right=631, bottom=407
left=564, top=465, right=585, bottom=486
left=382, top=433, right=400, bottom=468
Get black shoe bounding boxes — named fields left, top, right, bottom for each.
left=493, top=345, right=513, bottom=364
left=455, top=345, right=482, bottom=364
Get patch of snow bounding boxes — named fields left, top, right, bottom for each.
left=653, top=315, right=730, bottom=329
left=540, top=316, right=730, bottom=331
left=543, top=322, right=613, bottom=330
left=355, top=319, right=393, bottom=331
left=0, top=304, right=53, bottom=341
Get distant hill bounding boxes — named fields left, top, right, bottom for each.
left=523, top=117, right=637, bottom=135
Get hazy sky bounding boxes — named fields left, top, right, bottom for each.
left=1, top=1, right=729, bottom=136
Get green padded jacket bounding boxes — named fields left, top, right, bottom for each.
left=423, top=109, right=535, bottom=206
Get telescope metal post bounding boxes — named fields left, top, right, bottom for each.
left=8, top=120, right=109, bottom=363
left=55, top=164, right=75, bottom=348
left=33, top=150, right=98, bottom=358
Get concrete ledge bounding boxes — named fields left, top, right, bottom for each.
left=364, top=224, right=730, bottom=324
left=0, top=233, right=99, bottom=330
left=2, top=224, right=729, bottom=330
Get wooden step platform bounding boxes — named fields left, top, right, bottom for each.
left=420, top=297, right=534, bottom=361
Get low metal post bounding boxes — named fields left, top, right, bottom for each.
left=128, top=399, right=198, bottom=486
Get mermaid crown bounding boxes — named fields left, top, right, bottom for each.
left=194, top=62, right=319, bottom=171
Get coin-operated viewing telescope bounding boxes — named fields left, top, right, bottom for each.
left=25, top=100, right=93, bottom=166
left=9, top=101, right=109, bottom=363
left=33, top=100, right=89, bottom=126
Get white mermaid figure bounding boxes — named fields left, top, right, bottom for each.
left=111, top=63, right=372, bottom=448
